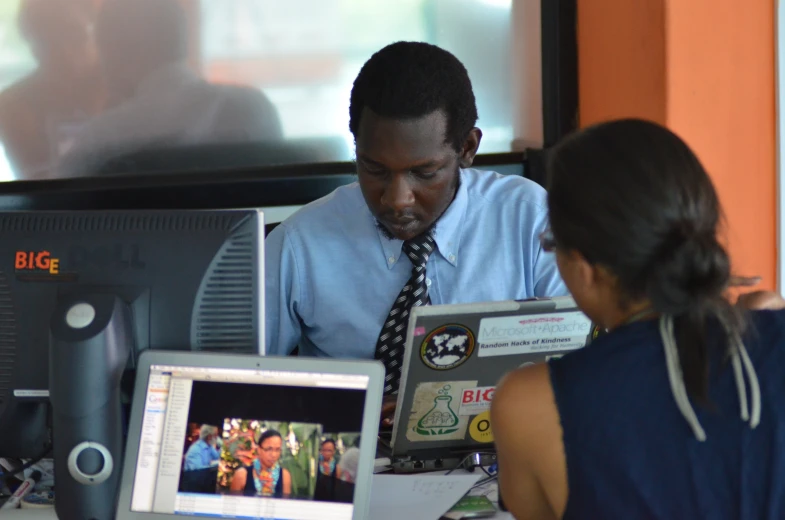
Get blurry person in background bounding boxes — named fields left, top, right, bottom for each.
left=313, top=438, right=343, bottom=502
left=336, top=447, right=359, bottom=484
left=58, top=0, right=283, bottom=178
left=333, top=447, right=360, bottom=503
left=0, top=0, right=105, bottom=181
left=185, top=423, right=201, bottom=448
left=180, top=424, right=221, bottom=493
left=318, top=439, right=342, bottom=481
left=183, top=424, right=220, bottom=471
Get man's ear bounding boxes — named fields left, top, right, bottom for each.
left=458, top=128, right=482, bottom=168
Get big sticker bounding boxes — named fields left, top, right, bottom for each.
left=459, top=386, right=495, bottom=416
left=469, top=411, right=494, bottom=444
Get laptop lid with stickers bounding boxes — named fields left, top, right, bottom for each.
left=390, top=297, right=594, bottom=458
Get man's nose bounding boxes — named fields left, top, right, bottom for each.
left=381, top=174, right=416, bottom=212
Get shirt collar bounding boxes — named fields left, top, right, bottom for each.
left=375, top=169, right=469, bottom=270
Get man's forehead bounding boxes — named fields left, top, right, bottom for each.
left=355, top=108, right=453, bottom=164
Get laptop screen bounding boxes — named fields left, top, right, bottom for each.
left=129, top=363, right=369, bottom=519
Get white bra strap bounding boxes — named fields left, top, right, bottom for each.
left=660, top=315, right=707, bottom=441
left=660, top=315, right=762, bottom=442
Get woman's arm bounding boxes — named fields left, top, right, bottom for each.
left=282, top=468, right=292, bottom=496
left=491, top=363, right=567, bottom=520
left=335, top=465, right=342, bottom=480
left=230, top=467, right=247, bottom=492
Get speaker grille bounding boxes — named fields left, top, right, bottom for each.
left=0, top=212, right=245, bottom=233
left=192, top=232, right=256, bottom=352
left=0, top=270, right=16, bottom=410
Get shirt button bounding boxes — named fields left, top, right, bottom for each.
left=448, top=253, right=456, bottom=262
left=426, top=278, right=432, bottom=287
left=388, top=256, right=395, bottom=264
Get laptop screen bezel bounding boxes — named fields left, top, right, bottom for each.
left=116, top=350, right=384, bottom=520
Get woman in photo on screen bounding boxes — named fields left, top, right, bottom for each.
left=229, top=429, right=292, bottom=498
left=491, top=119, right=785, bottom=519
left=317, top=439, right=342, bottom=481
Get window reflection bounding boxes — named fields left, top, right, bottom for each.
left=0, top=0, right=514, bottom=182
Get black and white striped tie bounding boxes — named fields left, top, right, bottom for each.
left=375, top=232, right=436, bottom=395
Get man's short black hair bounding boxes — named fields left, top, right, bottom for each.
left=349, top=41, right=478, bottom=152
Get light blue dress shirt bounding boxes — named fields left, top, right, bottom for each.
left=265, top=168, right=568, bottom=358
left=183, top=439, right=219, bottom=471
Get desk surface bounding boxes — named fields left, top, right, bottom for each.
left=2, top=471, right=513, bottom=520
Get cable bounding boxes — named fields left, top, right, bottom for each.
left=12, top=446, right=52, bottom=475
left=444, top=453, right=475, bottom=475
left=2, top=402, right=53, bottom=487
left=444, top=451, right=496, bottom=475
left=1, top=443, right=52, bottom=484
left=471, top=474, right=498, bottom=490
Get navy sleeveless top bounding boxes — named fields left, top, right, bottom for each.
left=548, top=310, right=785, bottom=519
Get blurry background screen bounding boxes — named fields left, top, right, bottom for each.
left=0, top=0, right=549, bottom=183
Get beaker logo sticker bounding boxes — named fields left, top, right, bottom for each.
left=414, top=384, right=460, bottom=436
left=406, top=380, right=476, bottom=442
left=420, top=324, right=475, bottom=371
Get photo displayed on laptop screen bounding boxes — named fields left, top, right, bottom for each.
left=130, top=365, right=368, bottom=520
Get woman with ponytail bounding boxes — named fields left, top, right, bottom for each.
left=492, top=119, right=785, bottom=520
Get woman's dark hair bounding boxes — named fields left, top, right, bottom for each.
left=257, top=429, right=282, bottom=447
left=320, top=439, right=336, bottom=449
left=547, top=118, right=742, bottom=402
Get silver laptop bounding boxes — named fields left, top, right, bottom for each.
left=116, top=350, right=384, bottom=520
left=389, top=297, right=594, bottom=473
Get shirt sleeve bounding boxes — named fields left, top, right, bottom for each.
left=534, top=248, right=568, bottom=297
left=264, top=224, right=304, bottom=356
left=183, top=443, right=201, bottom=471
left=530, top=210, right=569, bottom=298
left=209, top=446, right=220, bottom=464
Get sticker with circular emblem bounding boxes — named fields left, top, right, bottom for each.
left=468, top=411, right=494, bottom=444
left=420, top=324, right=475, bottom=371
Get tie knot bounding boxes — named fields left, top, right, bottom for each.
left=403, top=232, right=435, bottom=267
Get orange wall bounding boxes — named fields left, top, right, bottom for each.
left=577, top=0, right=777, bottom=289
left=577, top=0, right=667, bottom=125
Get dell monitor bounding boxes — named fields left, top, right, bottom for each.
left=0, top=209, right=264, bottom=519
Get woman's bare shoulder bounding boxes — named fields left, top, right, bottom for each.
left=492, top=362, right=568, bottom=518
left=494, top=363, right=553, bottom=416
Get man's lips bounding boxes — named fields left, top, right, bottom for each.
left=381, top=216, right=416, bottom=227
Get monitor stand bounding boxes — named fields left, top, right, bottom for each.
left=49, top=292, right=133, bottom=520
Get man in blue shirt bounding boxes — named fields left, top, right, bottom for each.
left=266, top=42, right=567, bottom=407
left=183, top=424, right=220, bottom=471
